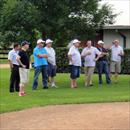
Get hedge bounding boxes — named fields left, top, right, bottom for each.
left=55, top=47, right=130, bottom=74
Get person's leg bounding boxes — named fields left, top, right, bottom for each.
left=9, top=67, right=15, bottom=92
left=47, top=63, right=51, bottom=84
left=86, top=67, right=95, bottom=86
left=42, top=65, right=48, bottom=88
left=84, top=67, right=88, bottom=86
left=71, top=79, right=75, bottom=88
left=19, top=68, right=28, bottom=96
left=98, top=61, right=103, bottom=84
left=110, top=61, right=116, bottom=82
left=15, top=66, right=20, bottom=92
left=70, top=65, right=77, bottom=88
left=51, top=65, right=57, bottom=87
left=32, top=66, right=41, bottom=90
left=104, top=61, right=111, bottom=84
left=114, top=61, right=121, bottom=83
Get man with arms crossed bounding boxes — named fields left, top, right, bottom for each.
left=32, top=39, right=48, bottom=90
left=45, top=39, right=57, bottom=88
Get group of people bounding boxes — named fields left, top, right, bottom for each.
left=68, top=39, right=124, bottom=88
left=8, top=38, right=124, bottom=96
left=8, top=39, right=57, bottom=96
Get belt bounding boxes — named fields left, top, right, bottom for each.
left=13, top=64, right=19, bottom=67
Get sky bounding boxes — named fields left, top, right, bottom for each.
left=99, top=0, right=130, bottom=25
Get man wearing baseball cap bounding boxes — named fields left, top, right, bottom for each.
left=96, top=40, right=111, bottom=85
left=32, top=39, right=48, bottom=90
left=68, top=39, right=81, bottom=88
left=17, top=40, right=30, bottom=96
left=45, top=39, right=57, bottom=88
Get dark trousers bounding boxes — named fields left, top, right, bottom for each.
left=9, top=65, right=20, bottom=92
left=32, top=65, right=48, bottom=89
left=97, top=61, right=111, bottom=84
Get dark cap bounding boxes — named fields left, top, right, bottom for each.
left=21, top=41, right=30, bottom=46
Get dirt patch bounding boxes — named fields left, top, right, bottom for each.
left=0, top=102, right=130, bottom=130
left=0, top=64, right=9, bottom=69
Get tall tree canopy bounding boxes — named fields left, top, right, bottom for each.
left=0, top=0, right=116, bottom=48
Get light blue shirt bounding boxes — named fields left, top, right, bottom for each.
left=8, top=49, right=19, bottom=65
left=33, top=46, right=48, bottom=67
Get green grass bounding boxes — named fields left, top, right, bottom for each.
left=0, top=69, right=130, bottom=113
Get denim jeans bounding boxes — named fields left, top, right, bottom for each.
left=32, top=65, right=48, bottom=89
left=97, top=60, right=111, bottom=84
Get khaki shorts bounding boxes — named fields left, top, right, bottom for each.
left=19, top=68, right=29, bottom=84
left=110, top=61, right=121, bottom=73
left=84, top=67, right=95, bottom=76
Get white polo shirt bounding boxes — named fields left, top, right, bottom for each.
left=111, top=45, right=124, bottom=62
left=45, top=47, right=56, bottom=65
left=8, top=49, right=19, bottom=65
left=68, top=45, right=81, bottom=66
left=81, top=46, right=101, bottom=67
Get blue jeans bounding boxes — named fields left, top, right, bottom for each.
left=97, top=61, right=111, bottom=84
left=32, top=65, right=48, bottom=89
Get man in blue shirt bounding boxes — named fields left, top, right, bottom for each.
left=32, top=39, right=48, bottom=90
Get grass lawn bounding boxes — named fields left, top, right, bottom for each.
left=0, top=69, right=130, bottom=113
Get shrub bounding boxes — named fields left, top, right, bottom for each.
left=55, top=47, right=130, bottom=74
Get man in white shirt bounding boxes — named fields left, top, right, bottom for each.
left=110, top=39, right=124, bottom=83
left=68, top=39, right=81, bottom=88
left=45, top=39, right=57, bottom=87
left=81, top=40, right=101, bottom=87
left=8, top=43, right=20, bottom=92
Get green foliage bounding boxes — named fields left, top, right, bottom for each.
left=0, top=69, right=129, bottom=113
left=0, top=0, right=116, bottom=48
left=0, top=0, right=40, bottom=48
left=121, top=49, right=130, bottom=74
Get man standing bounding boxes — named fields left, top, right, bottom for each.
left=110, top=39, right=124, bottom=83
left=96, top=40, right=111, bottom=85
left=8, top=43, right=20, bottom=93
left=45, top=39, right=57, bottom=88
left=81, top=40, right=101, bottom=87
left=68, top=39, right=81, bottom=88
left=17, top=41, right=30, bottom=96
left=32, top=39, right=48, bottom=90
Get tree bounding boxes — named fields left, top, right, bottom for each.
left=0, top=0, right=117, bottom=48
left=0, top=0, right=40, bottom=48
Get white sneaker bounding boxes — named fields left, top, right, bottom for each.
left=51, top=83, right=58, bottom=88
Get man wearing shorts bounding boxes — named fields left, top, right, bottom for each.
left=68, top=39, right=81, bottom=88
left=8, top=43, right=20, bottom=93
left=110, top=39, right=124, bottom=83
left=81, top=40, right=101, bottom=87
left=17, top=41, right=30, bottom=96
left=45, top=39, right=57, bottom=88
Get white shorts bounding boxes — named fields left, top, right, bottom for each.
left=19, top=68, right=29, bottom=84
left=110, top=61, right=121, bottom=73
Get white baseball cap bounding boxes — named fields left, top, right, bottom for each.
left=37, top=39, right=45, bottom=44
left=98, top=40, right=104, bottom=44
left=72, top=39, right=81, bottom=44
left=46, top=39, right=53, bottom=44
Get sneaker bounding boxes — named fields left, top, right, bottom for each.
left=19, top=92, right=25, bottom=96
left=43, top=86, right=48, bottom=89
left=51, top=83, right=58, bottom=88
